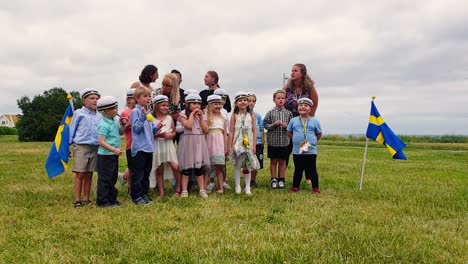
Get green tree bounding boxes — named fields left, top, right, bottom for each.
left=16, top=87, right=82, bottom=142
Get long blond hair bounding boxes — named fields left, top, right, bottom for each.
left=286, top=63, right=315, bottom=92
left=206, top=103, right=222, bottom=127
left=162, top=73, right=180, bottom=106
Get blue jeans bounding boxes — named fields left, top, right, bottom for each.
left=130, top=151, right=153, bottom=201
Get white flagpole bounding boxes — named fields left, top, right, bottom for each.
left=359, top=137, right=369, bottom=191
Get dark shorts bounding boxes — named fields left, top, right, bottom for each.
left=267, top=145, right=290, bottom=160
left=256, top=144, right=264, bottom=170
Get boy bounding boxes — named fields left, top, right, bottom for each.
left=120, top=88, right=136, bottom=195
left=263, top=89, right=293, bottom=190
left=69, top=88, right=102, bottom=208
left=130, top=87, right=160, bottom=205
left=247, top=91, right=264, bottom=188
left=287, top=98, right=322, bottom=194
left=96, top=96, right=124, bottom=207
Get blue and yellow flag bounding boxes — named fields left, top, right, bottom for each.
left=45, top=105, right=74, bottom=178
left=366, top=100, right=407, bottom=160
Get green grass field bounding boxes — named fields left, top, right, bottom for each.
left=0, top=135, right=466, bottom=263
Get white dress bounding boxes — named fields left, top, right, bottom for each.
left=150, top=115, right=178, bottom=188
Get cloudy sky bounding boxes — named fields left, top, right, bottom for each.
left=1, top=0, right=467, bottom=135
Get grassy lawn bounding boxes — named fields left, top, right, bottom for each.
left=0, top=135, right=466, bottom=263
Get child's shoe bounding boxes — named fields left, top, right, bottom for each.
left=73, top=201, right=83, bottom=208
left=277, top=179, right=285, bottom=189
left=199, top=190, right=209, bottom=198
left=81, top=200, right=93, bottom=206
left=289, top=187, right=299, bottom=193
left=216, top=189, right=224, bottom=194
left=181, top=190, right=189, bottom=198
left=250, top=181, right=257, bottom=188
left=223, top=182, right=231, bottom=190
left=235, top=185, right=242, bottom=194
left=270, top=179, right=277, bottom=189
left=312, top=188, right=321, bottom=194
left=143, top=195, right=153, bottom=203
left=134, top=197, right=149, bottom=205
left=207, top=182, right=215, bottom=192
left=245, top=188, right=252, bottom=195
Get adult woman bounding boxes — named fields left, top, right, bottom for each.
left=283, top=63, right=318, bottom=117
left=154, top=73, right=185, bottom=123
left=199, top=70, right=232, bottom=112
left=131, top=65, right=159, bottom=97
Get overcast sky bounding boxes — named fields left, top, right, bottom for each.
left=1, top=0, right=467, bottom=135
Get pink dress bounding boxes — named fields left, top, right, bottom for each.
left=177, top=113, right=211, bottom=170
left=205, top=115, right=226, bottom=165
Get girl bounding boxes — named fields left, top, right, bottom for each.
left=229, top=91, right=260, bottom=195
left=204, top=95, right=228, bottom=194
left=151, top=95, right=181, bottom=197
left=177, top=93, right=211, bottom=198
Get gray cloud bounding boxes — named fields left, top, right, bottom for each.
left=1, top=0, right=467, bottom=135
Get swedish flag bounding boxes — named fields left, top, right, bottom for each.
left=45, top=105, right=74, bottom=178
left=366, top=100, right=407, bottom=160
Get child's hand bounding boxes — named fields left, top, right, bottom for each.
left=142, top=108, right=147, bottom=115
left=113, top=148, right=124, bottom=156
left=157, top=122, right=165, bottom=129
left=273, top=120, right=281, bottom=127
left=281, top=122, right=288, bottom=128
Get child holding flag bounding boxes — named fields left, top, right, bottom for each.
left=69, top=88, right=102, bottom=208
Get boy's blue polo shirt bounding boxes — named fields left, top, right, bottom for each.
left=98, top=116, right=120, bottom=155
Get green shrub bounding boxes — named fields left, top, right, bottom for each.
left=0, top=126, right=18, bottom=135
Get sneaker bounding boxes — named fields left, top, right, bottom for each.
left=216, top=189, right=224, bottom=194
left=290, top=187, right=299, bottom=193
left=278, top=180, right=285, bottom=189
left=112, top=200, right=123, bottom=207
left=245, top=188, right=252, bottom=195
left=207, top=182, right=215, bottom=192
left=73, top=201, right=83, bottom=208
left=271, top=179, right=277, bottom=189
left=181, top=190, right=189, bottom=198
left=312, top=188, right=321, bottom=194
left=223, top=182, right=231, bottom=190
left=143, top=195, right=153, bottom=202
left=250, top=181, right=257, bottom=188
left=199, top=190, right=208, bottom=198
left=81, top=200, right=93, bottom=206
left=134, top=197, right=149, bottom=205
left=235, top=185, right=241, bottom=194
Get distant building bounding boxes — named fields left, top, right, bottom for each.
left=0, top=114, right=21, bottom=127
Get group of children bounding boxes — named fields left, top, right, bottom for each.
left=68, top=76, right=322, bottom=208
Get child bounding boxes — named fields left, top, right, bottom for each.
left=287, top=98, right=322, bottom=194
left=263, top=89, right=293, bottom=190
left=177, top=93, right=211, bottom=198
left=119, top=88, right=136, bottom=195
left=96, top=96, right=124, bottom=207
left=204, top=95, right=228, bottom=194
left=151, top=95, right=181, bottom=197
left=247, top=91, right=264, bottom=188
left=69, top=88, right=102, bottom=208
left=211, top=88, right=231, bottom=191
left=130, top=87, right=161, bottom=205
left=229, top=91, right=260, bottom=195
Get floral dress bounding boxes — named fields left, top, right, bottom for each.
left=230, top=112, right=260, bottom=170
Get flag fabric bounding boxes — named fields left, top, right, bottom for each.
left=45, top=105, right=74, bottom=178
left=366, top=101, right=407, bottom=160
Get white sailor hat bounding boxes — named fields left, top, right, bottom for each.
left=97, top=96, right=118, bottom=111
left=246, top=91, right=256, bottom=98
left=126, top=88, right=136, bottom=98
left=185, top=93, right=202, bottom=103
left=183, top=89, right=198, bottom=95
left=152, top=94, right=169, bottom=104
left=234, top=91, right=248, bottom=101
left=298, top=97, right=314, bottom=107
left=207, top=94, right=222, bottom=104
left=80, top=88, right=101, bottom=99
left=213, top=88, right=228, bottom=97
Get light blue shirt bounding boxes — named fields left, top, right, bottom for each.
left=287, top=116, right=322, bottom=155
left=130, top=105, right=158, bottom=157
left=253, top=111, right=264, bottom=144
left=98, top=116, right=121, bottom=155
left=69, top=107, right=102, bottom=145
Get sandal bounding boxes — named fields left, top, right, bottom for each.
left=216, top=190, right=224, bottom=194
left=73, top=201, right=83, bottom=208
left=81, top=200, right=93, bottom=206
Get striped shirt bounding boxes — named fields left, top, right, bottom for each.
left=263, top=107, right=292, bottom=147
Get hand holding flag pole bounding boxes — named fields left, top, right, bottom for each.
left=359, top=97, right=407, bottom=191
